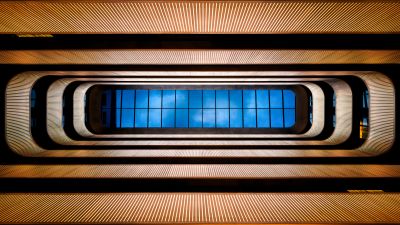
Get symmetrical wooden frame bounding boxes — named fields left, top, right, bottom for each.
left=46, top=79, right=325, bottom=144
left=5, top=71, right=394, bottom=157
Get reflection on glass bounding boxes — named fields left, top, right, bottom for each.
left=203, top=90, right=215, bottom=108
left=176, top=109, right=188, bottom=128
left=176, top=90, right=188, bottom=108
left=162, top=90, right=175, bottom=108
left=148, top=109, right=161, bottom=128
left=283, top=90, right=295, bottom=108
left=122, top=109, right=134, bottom=128
left=271, top=109, right=283, bottom=128
left=216, top=90, right=229, bottom=108
left=189, top=90, right=202, bottom=108
left=243, top=90, right=256, bottom=108
left=244, top=109, right=256, bottom=128
left=284, top=109, right=295, bottom=128
left=135, top=90, right=148, bottom=108
left=257, top=109, right=270, bottom=128
left=229, top=90, right=242, bottom=108
left=189, top=109, right=202, bottom=127
left=116, top=108, right=121, bottom=127
left=216, top=109, right=229, bottom=128
left=230, top=109, right=242, bottom=128
left=122, top=90, right=135, bottom=108
left=134, top=109, right=147, bottom=128
left=149, top=90, right=161, bottom=108
left=256, top=90, right=269, bottom=108
left=104, top=88, right=296, bottom=129
left=270, top=90, right=283, bottom=108
left=162, top=109, right=175, bottom=128
left=203, top=109, right=216, bottom=128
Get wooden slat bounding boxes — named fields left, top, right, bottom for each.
left=73, top=81, right=324, bottom=139
left=0, top=192, right=399, bottom=224
left=6, top=71, right=394, bottom=157
left=50, top=78, right=344, bottom=146
left=0, top=164, right=400, bottom=178
left=48, top=79, right=324, bottom=142
left=0, top=1, right=400, bottom=34
left=0, top=50, right=399, bottom=65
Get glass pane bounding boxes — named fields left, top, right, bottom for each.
left=148, top=109, right=161, bottom=128
left=271, top=109, right=283, bottom=128
left=134, top=109, right=147, bottom=128
left=230, top=109, right=243, bottom=128
left=216, top=90, right=229, bottom=108
left=115, top=108, right=121, bottom=128
left=283, top=90, right=295, bottom=108
left=257, top=109, right=270, bottom=128
left=100, top=88, right=297, bottom=130
left=162, top=90, right=175, bottom=108
left=176, top=90, right=188, bottom=108
left=256, top=90, right=269, bottom=108
left=243, top=90, right=256, bottom=108
left=203, top=90, right=216, bottom=108
left=229, top=90, right=242, bottom=108
left=162, top=109, right=175, bottom=128
left=121, top=109, right=134, bottom=128
left=135, top=90, right=148, bottom=108
left=189, top=109, right=202, bottom=127
left=189, top=90, right=202, bottom=108
left=116, top=90, right=122, bottom=108
left=176, top=109, right=188, bottom=128
left=244, top=109, right=256, bottom=128
left=216, top=109, right=229, bottom=128
left=149, top=90, right=162, bottom=108
left=122, top=90, right=135, bottom=108
left=270, top=90, right=283, bottom=108
left=284, top=109, right=295, bottom=128
left=203, top=109, right=216, bottom=128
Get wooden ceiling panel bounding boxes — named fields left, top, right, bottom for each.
left=0, top=49, right=399, bottom=64
left=0, top=1, right=399, bottom=34
left=0, top=192, right=399, bottom=224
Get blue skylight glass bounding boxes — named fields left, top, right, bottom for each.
left=270, top=90, right=283, bottom=108
left=216, top=90, right=229, bottom=108
left=216, top=109, right=229, bottom=128
left=102, top=89, right=296, bottom=129
left=148, top=109, right=161, bottom=128
left=135, top=90, right=148, bottom=108
left=176, top=90, right=188, bottom=108
left=149, top=90, right=161, bottom=108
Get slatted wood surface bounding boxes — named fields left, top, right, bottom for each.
left=0, top=1, right=399, bottom=34
left=0, top=192, right=399, bottom=224
left=1, top=50, right=400, bottom=65
left=6, top=71, right=394, bottom=157
left=0, top=164, right=399, bottom=178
